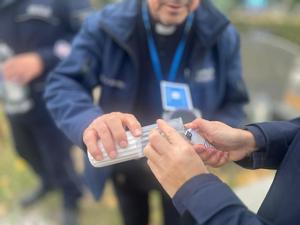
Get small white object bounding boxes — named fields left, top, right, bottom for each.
left=155, top=23, right=176, bottom=35
left=184, top=128, right=214, bottom=149
left=54, top=40, right=71, bottom=59
left=2, top=81, right=33, bottom=114
left=171, top=91, right=181, bottom=100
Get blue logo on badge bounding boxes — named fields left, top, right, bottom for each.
left=161, top=81, right=193, bottom=111
left=165, top=86, right=189, bottom=109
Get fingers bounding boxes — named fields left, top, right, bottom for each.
left=122, top=114, right=142, bottom=137
left=185, top=118, right=211, bottom=138
left=215, top=152, right=229, bottom=167
left=185, top=118, right=207, bottom=130
left=104, top=113, right=142, bottom=148
left=2, top=53, right=43, bottom=85
left=194, top=145, right=229, bottom=167
left=196, top=147, right=216, bottom=162
left=2, top=60, right=20, bottom=81
left=93, top=122, right=116, bottom=159
left=156, top=119, right=186, bottom=145
left=83, top=113, right=142, bottom=160
left=83, top=128, right=103, bottom=160
left=144, top=144, right=162, bottom=168
left=148, top=129, right=170, bottom=155
left=105, top=113, right=128, bottom=148
left=204, top=151, right=228, bottom=168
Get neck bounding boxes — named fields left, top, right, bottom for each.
left=155, top=23, right=176, bottom=35
left=146, top=4, right=177, bottom=35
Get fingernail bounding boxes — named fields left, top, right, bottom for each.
left=134, top=129, right=142, bottom=136
left=95, top=155, right=103, bottom=161
left=120, top=141, right=128, bottom=148
left=197, top=148, right=204, bottom=153
left=109, top=151, right=117, bottom=159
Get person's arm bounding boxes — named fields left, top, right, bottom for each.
left=173, top=174, right=271, bottom=225
left=44, top=15, right=103, bottom=150
left=44, top=15, right=142, bottom=159
left=144, top=120, right=272, bottom=225
left=238, top=118, right=300, bottom=169
left=186, top=118, right=300, bottom=170
left=211, top=25, right=249, bottom=127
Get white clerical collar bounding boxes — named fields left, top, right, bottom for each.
left=155, top=23, right=176, bottom=36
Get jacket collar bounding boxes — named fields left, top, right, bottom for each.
left=194, top=0, right=230, bottom=47
left=99, top=0, right=139, bottom=43
left=99, top=0, right=229, bottom=48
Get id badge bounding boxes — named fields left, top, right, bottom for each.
left=160, top=81, right=193, bottom=111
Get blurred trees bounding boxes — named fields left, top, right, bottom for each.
left=91, top=0, right=300, bottom=10
left=212, top=0, right=240, bottom=13
left=287, top=0, right=300, bottom=6
left=92, top=0, right=115, bottom=8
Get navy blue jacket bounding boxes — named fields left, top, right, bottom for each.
left=44, top=0, right=249, bottom=199
left=173, top=118, right=300, bottom=225
left=45, top=0, right=249, bottom=150
left=0, top=0, right=90, bottom=117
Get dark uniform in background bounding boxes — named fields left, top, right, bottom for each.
left=0, top=0, right=90, bottom=224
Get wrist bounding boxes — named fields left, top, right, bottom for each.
left=242, top=130, right=257, bottom=155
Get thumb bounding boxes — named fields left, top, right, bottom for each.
left=157, top=119, right=186, bottom=145
left=186, top=118, right=212, bottom=139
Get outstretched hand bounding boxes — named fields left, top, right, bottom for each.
left=83, top=112, right=142, bottom=160
left=144, top=119, right=208, bottom=197
left=186, top=118, right=257, bottom=167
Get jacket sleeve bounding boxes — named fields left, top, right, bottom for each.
left=212, top=25, right=249, bottom=127
left=44, top=15, right=104, bottom=150
left=172, top=174, right=272, bottom=225
left=36, top=0, right=92, bottom=73
left=238, top=118, right=300, bottom=169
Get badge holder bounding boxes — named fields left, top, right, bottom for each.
left=160, top=81, right=193, bottom=111
left=162, top=108, right=202, bottom=124
left=160, top=80, right=202, bottom=123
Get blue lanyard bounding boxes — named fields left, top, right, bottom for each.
left=142, top=2, right=194, bottom=82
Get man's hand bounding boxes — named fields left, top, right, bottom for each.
left=186, top=118, right=257, bottom=167
left=193, top=144, right=230, bottom=168
left=144, top=119, right=208, bottom=198
left=2, top=53, right=44, bottom=85
left=83, top=112, right=142, bottom=161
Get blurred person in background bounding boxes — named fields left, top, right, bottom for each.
left=0, top=0, right=91, bottom=224
left=44, top=0, right=249, bottom=224
left=144, top=118, right=300, bottom=225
